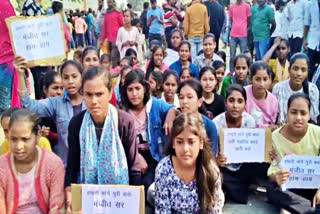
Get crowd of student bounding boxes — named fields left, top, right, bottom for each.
left=0, top=0, right=320, bottom=213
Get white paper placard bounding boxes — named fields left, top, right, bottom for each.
left=82, top=185, right=141, bottom=214
left=224, top=128, right=266, bottom=163
left=6, top=15, right=66, bottom=64
left=281, top=155, right=320, bottom=189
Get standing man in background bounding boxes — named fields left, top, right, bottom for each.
left=95, top=0, right=106, bottom=47
left=205, top=0, right=225, bottom=52
left=251, top=0, right=276, bottom=60
left=101, top=0, right=124, bottom=67
left=141, top=2, right=150, bottom=40
left=147, top=0, right=164, bottom=46
left=285, top=0, right=306, bottom=56
left=183, top=0, right=210, bottom=61
left=229, top=0, right=251, bottom=72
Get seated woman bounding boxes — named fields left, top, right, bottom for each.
left=214, top=85, right=270, bottom=204
left=199, top=66, right=225, bottom=120
left=65, top=67, right=141, bottom=212
left=193, top=33, right=224, bottom=71
left=145, top=45, right=169, bottom=76
left=263, top=38, right=290, bottom=88
left=161, top=70, right=180, bottom=106
left=177, top=79, right=219, bottom=156
left=272, top=53, right=319, bottom=124
left=169, top=41, right=199, bottom=79
left=245, top=61, right=279, bottom=128
left=220, top=54, right=251, bottom=98
left=163, top=29, right=183, bottom=66
left=39, top=70, right=64, bottom=148
left=0, top=109, right=65, bottom=214
left=120, top=69, right=176, bottom=191
left=15, top=58, right=85, bottom=166
left=147, top=71, right=163, bottom=98
left=1, top=107, right=51, bottom=155
left=267, top=93, right=320, bottom=214
left=155, top=113, right=224, bottom=214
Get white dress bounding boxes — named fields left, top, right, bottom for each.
left=116, top=26, right=140, bottom=59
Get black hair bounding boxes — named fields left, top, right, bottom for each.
left=170, top=29, right=184, bottom=41
left=250, top=61, right=272, bottom=78
left=216, top=51, right=226, bottom=63
left=1, top=107, right=19, bottom=123
left=100, top=54, right=111, bottom=64
left=132, top=18, right=141, bottom=27
left=233, top=54, right=251, bottom=69
left=52, top=1, right=63, bottom=13
left=181, top=67, right=193, bottom=78
left=150, top=0, right=157, bottom=4
left=226, top=84, right=247, bottom=102
left=179, top=40, right=191, bottom=51
left=149, top=39, right=162, bottom=48
left=143, top=2, right=149, bottom=9
left=287, top=92, right=311, bottom=111
left=9, top=109, right=41, bottom=135
left=121, top=69, right=150, bottom=109
left=203, top=33, right=216, bottom=42
left=127, top=3, right=132, bottom=9
left=146, top=45, right=164, bottom=80
left=149, top=71, right=163, bottom=96
left=275, top=0, right=285, bottom=10
left=289, top=53, right=310, bottom=95
left=163, top=70, right=179, bottom=86
left=60, top=60, right=83, bottom=75
left=212, top=60, right=226, bottom=71
left=125, top=48, right=138, bottom=58
left=120, top=56, right=134, bottom=67
left=40, top=70, right=60, bottom=94
left=199, top=66, right=218, bottom=92
left=177, top=79, right=208, bottom=116
left=81, top=46, right=99, bottom=64
left=120, top=66, right=133, bottom=77
left=82, top=66, right=112, bottom=92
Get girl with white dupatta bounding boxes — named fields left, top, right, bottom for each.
left=65, top=67, right=141, bottom=213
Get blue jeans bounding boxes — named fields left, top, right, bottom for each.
left=230, top=37, right=248, bottom=72
left=86, top=29, right=93, bottom=46
left=76, top=33, right=85, bottom=48
left=189, top=37, right=203, bottom=62
left=254, top=39, right=270, bottom=60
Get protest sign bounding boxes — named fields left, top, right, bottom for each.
left=6, top=15, right=66, bottom=66
left=71, top=184, right=145, bottom=214
left=219, top=128, right=272, bottom=164
left=280, top=155, right=320, bottom=189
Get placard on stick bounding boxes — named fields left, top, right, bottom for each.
left=219, top=128, right=272, bottom=164
left=71, top=184, right=145, bottom=214
left=280, top=155, right=320, bottom=190
left=6, top=15, right=66, bottom=67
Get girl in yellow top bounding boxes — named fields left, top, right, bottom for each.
left=267, top=93, right=320, bottom=214
left=1, top=108, right=51, bottom=155
left=263, top=38, right=290, bottom=88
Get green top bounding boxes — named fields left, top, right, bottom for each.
left=220, top=75, right=250, bottom=98
left=220, top=76, right=233, bottom=98
left=251, top=4, right=275, bottom=42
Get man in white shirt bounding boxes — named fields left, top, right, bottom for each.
left=284, top=0, right=306, bottom=55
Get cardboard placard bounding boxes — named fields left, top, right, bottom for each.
left=6, top=14, right=67, bottom=67
left=219, top=128, right=272, bottom=163
left=281, top=155, right=320, bottom=189
left=71, top=184, right=145, bottom=214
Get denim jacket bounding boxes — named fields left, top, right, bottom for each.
left=145, top=97, right=174, bottom=162
left=20, top=94, right=86, bottom=166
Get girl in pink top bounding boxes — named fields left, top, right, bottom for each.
left=146, top=46, right=169, bottom=77
left=245, top=61, right=279, bottom=129
left=0, top=109, right=65, bottom=214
